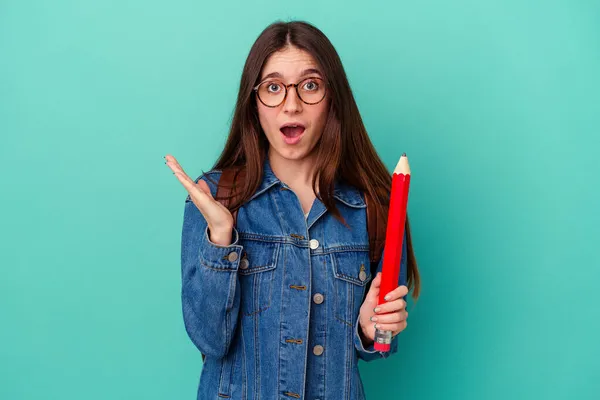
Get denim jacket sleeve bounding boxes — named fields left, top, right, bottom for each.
left=354, top=230, right=408, bottom=362
left=180, top=173, right=244, bottom=359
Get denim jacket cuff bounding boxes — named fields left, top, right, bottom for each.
left=198, top=226, right=244, bottom=271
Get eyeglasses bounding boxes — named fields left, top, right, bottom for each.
left=253, top=77, right=327, bottom=108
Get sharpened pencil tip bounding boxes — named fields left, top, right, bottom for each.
left=402, top=152, right=406, bottom=157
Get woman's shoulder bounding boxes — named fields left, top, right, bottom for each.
left=333, top=180, right=368, bottom=209
left=198, top=164, right=251, bottom=198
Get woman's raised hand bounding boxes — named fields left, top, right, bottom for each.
left=165, top=154, right=234, bottom=246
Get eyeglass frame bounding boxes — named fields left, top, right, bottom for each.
left=252, top=76, right=327, bottom=108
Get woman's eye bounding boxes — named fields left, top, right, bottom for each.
left=267, top=83, right=282, bottom=93
left=303, top=80, right=319, bottom=91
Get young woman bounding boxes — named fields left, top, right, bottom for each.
left=166, top=20, right=421, bottom=400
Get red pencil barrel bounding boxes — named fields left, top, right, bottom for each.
left=378, top=173, right=410, bottom=306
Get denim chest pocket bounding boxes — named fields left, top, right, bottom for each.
left=330, top=250, right=372, bottom=326
left=238, top=241, right=279, bottom=316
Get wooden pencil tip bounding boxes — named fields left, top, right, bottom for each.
left=394, top=152, right=411, bottom=174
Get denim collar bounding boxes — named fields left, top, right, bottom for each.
left=249, top=157, right=366, bottom=209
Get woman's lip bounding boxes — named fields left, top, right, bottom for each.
left=280, top=123, right=306, bottom=129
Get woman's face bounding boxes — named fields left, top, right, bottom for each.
left=256, top=46, right=329, bottom=162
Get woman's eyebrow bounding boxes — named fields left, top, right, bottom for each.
left=300, top=68, right=322, bottom=77
left=260, top=68, right=323, bottom=81
left=261, top=71, right=283, bottom=81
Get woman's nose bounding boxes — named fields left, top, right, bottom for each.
left=282, top=87, right=302, bottom=114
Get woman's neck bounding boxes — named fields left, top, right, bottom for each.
left=268, top=150, right=319, bottom=190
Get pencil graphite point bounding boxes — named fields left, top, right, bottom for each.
left=394, top=153, right=411, bottom=175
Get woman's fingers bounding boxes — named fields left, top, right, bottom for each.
left=370, top=311, right=408, bottom=324
left=374, top=297, right=406, bottom=315
left=372, top=308, right=409, bottom=336
left=383, top=285, right=409, bottom=302
left=375, top=320, right=408, bottom=334
left=165, top=154, right=213, bottom=213
left=165, top=155, right=212, bottom=196
left=165, top=155, right=194, bottom=185
left=172, top=170, right=196, bottom=193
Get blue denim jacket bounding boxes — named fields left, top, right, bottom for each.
left=181, top=158, right=408, bottom=400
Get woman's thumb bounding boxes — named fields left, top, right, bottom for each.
left=196, top=180, right=214, bottom=199
left=366, top=272, right=381, bottom=301
left=371, top=272, right=382, bottom=288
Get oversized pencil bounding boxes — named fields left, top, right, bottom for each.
left=374, top=153, right=411, bottom=352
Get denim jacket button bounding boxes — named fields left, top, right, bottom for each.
left=313, top=293, right=324, bottom=304
left=239, top=258, right=249, bottom=269
left=309, top=239, right=320, bottom=249
left=227, top=252, right=239, bottom=262
left=359, top=270, right=367, bottom=281
left=313, top=345, right=324, bottom=356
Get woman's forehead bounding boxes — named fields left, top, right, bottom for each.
left=261, top=47, right=322, bottom=80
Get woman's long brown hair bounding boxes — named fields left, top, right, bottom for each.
left=205, top=21, right=421, bottom=300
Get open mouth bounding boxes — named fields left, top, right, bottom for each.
left=280, top=123, right=306, bottom=144
left=280, top=125, right=305, bottom=137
